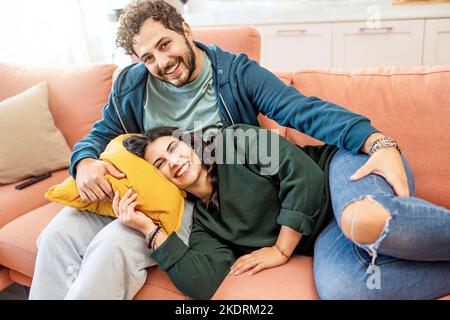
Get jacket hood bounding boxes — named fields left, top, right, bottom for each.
left=112, top=41, right=244, bottom=97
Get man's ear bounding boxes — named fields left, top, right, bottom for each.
left=182, top=22, right=193, bottom=42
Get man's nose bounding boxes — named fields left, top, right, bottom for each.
left=156, top=54, right=171, bottom=74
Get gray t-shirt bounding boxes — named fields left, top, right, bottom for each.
left=143, top=51, right=223, bottom=142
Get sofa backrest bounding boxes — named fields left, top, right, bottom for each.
left=192, top=26, right=261, bottom=64
left=1, top=26, right=261, bottom=152
left=0, top=64, right=117, bottom=148
left=282, top=66, right=450, bottom=209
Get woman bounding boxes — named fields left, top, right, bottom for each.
left=113, top=124, right=450, bottom=300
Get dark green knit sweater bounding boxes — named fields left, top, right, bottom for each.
left=151, top=124, right=337, bottom=299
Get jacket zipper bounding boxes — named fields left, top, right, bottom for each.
left=217, top=69, right=235, bottom=126
left=112, top=96, right=129, bottom=133
left=219, top=91, right=235, bottom=126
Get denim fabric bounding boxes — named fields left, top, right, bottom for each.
left=314, top=149, right=450, bottom=299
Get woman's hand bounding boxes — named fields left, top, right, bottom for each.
left=229, top=246, right=289, bottom=276
left=112, top=189, right=155, bottom=236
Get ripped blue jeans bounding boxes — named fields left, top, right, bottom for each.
left=313, top=148, right=450, bottom=299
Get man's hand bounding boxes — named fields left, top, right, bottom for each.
left=352, top=133, right=409, bottom=197
left=112, top=189, right=155, bottom=236
left=228, top=246, right=289, bottom=276
left=75, top=158, right=126, bottom=202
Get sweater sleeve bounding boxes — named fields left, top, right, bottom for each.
left=223, top=124, right=326, bottom=236
left=238, top=59, right=379, bottom=153
left=150, top=223, right=236, bottom=300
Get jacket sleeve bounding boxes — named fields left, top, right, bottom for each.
left=150, top=223, right=236, bottom=300
left=69, top=90, right=125, bottom=177
left=226, top=124, right=326, bottom=236
left=238, top=59, right=379, bottom=153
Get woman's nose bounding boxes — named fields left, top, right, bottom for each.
left=168, top=155, right=182, bottom=168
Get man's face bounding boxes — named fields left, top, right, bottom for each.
left=133, top=19, right=198, bottom=87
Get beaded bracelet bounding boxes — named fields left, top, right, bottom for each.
left=369, top=136, right=401, bottom=157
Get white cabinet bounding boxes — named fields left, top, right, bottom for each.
left=256, top=23, right=332, bottom=71
left=423, top=18, right=450, bottom=66
left=332, top=20, right=425, bottom=69
left=254, top=18, right=448, bottom=71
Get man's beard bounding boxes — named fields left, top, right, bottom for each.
left=160, top=37, right=197, bottom=87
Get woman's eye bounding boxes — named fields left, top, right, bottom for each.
left=171, top=143, right=178, bottom=152
left=156, top=160, right=165, bottom=169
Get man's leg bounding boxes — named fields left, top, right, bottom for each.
left=64, top=219, right=155, bottom=300
left=29, top=207, right=113, bottom=299
left=65, top=200, right=195, bottom=300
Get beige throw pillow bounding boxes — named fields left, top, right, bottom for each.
left=0, top=82, right=72, bottom=184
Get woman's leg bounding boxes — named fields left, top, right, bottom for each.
left=314, top=220, right=450, bottom=300
left=328, top=148, right=450, bottom=262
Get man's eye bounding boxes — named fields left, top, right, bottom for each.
left=161, top=42, right=170, bottom=50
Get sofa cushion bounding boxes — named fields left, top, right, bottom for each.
left=0, top=63, right=117, bottom=148
left=0, top=266, right=12, bottom=291
left=212, top=255, right=319, bottom=300
left=0, top=170, right=69, bottom=229
left=291, top=66, right=450, bottom=209
left=135, top=256, right=319, bottom=300
left=0, top=202, right=63, bottom=277
left=0, top=82, right=72, bottom=184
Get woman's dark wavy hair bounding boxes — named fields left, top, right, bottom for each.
left=123, top=127, right=219, bottom=214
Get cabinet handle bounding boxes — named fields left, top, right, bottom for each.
left=277, top=29, right=307, bottom=35
left=359, top=26, right=394, bottom=33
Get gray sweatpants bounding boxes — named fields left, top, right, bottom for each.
left=29, top=201, right=193, bottom=300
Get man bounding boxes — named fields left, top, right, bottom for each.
left=29, top=0, right=408, bottom=299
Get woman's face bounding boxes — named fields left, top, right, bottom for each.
left=144, top=135, right=204, bottom=190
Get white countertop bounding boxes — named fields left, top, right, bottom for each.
left=183, top=0, right=450, bottom=26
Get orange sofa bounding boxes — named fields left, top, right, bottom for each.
left=0, top=26, right=449, bottom=300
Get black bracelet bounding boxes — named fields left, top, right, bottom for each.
left=147, top=226, right=161, bottom=250
left=145, top=226, right=159, bottom=247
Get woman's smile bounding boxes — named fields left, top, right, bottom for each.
left=174, top=161, right=190, bottom=179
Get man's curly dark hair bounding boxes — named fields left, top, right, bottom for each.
left=116, top=0, right=185, bottom=57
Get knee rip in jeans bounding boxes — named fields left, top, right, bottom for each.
left=340, top=196, right=392, bottom=267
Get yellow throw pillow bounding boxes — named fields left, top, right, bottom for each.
left=45, top=134, right=186, bottom=234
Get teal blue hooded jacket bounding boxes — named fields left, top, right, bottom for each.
left=69, top=41, right=378, bottom=176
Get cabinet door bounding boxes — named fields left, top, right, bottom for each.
left=423, top=18, right=450, bottom=66
left=256, top=23, right=332, bottom=71
left=333, top=20, right=424, bottom=69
